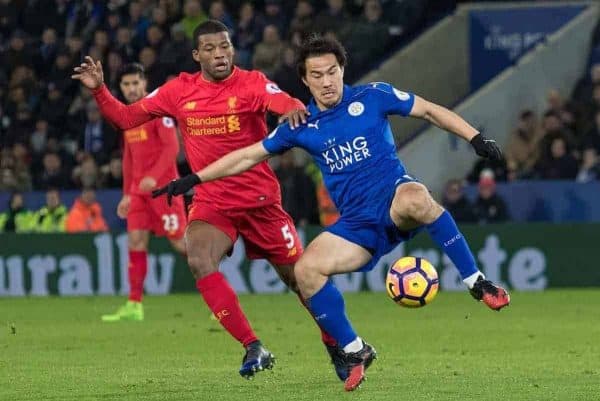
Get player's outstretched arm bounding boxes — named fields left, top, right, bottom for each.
left=72, top=56, right=153, bottom=130
left=409, top=96, right=502, bottom=161
left=151, top=142, right=271, bottom=205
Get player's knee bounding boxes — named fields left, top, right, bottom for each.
left=187, top=254, right=218, bottom=279
left=294, top=257, right=322, bottom=287
left=393, top=183, right=435, bottom=223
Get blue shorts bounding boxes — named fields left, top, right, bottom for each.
left=325, top=175, right=423, bottom=272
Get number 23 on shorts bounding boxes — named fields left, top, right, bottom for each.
left=162, top=214, right=180, bottom=233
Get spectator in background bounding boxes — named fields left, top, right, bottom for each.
left=180, top=0, right=208, bottom=39
left=442, top=179, right=476, bottom=223
left=72, top=154, right=100, bottom=189
left=65, top=35, right=84, bottom=63
left=535, top=136, right=578, bottom=180
left=126, top=0, right=151, bottom=43
left=572, top=63, right=600, bottom=105
left=100, top=154, right=124, bottom=189
left=381, top=0, right=426, bottom=38
left=263, top=0, right=288, bottom=40
left=273, top=46, right=311, bottom=104
left=105, top=51, right=125, bottom=92
left=252, top=25, right=285, bottom=78
left=35, top=152, right=71, bottom=190
left=290, top=0, right=315, bottom=35
left=39, top=82, right=71, bottom=132
left=138, top=47, right=163, bottom=90
left=65, top=0, right=105, bottom=42
left=159, top=23, right=196, bottom=74
left=0, top=147, right=31, bottom=191
left=0, top=0, right=20, bottom=37
left=80, top=101, right=118, bottom=165
left=36, top=28, right=59, bottom=76
left=65, top=187, right=108, bottom=233
left=580, top=111, right=600, bottom=154
left=0, top=192, right=35, bottom=233
left=208, top=0, right=235, bottom=31
left=274, top=150, right=319, bottom=227
left=5, top=103, right=34, bottom=147
left=151, top=6, right=170, bottom=32
left=146, top=24, right=167, bottom=56
left=34, top=188, right=67, bottom=233
left=314, top=0, right=351, bottom=38
left=576, top=148, right=600, bottom=183
left=537, top=110, right=575, bottom=165
left=344, top=0, right=391, bottom=80
left=473, top=170, right=509, bottom=224
left=93, top=30, right=111, bottom=61
left=115, top=27, right=136, bottom=62
left=505, top=110, right=542, bottom=177
left=233, top=2, right=263, bottom=69
left=2, top=31, right=33, bottom=76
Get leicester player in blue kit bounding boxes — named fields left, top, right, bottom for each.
left=153, top=35, right=510, bottom=391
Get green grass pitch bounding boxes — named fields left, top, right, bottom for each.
left=1, top=290, right=599, bottom=400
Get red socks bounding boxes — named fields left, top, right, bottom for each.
left=297, top=294, right=337, bottom=346
left=128, top=250, right=147, bottom=302
left=196, top=272, right=258, bottom=347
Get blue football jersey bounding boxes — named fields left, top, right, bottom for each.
left=263, top=83, right=415, bottom=218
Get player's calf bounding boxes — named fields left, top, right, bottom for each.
left=469, top=275, right=510, bottom=311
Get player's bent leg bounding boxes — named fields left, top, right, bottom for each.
left=185, top=221, right=272, bottom=377
left=390, top=182, right=509, bottom=311
left=101, top=230, right=150, bottom=322
left=295, top=232, right=377, bottom=389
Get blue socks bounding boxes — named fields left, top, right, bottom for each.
left=426, top=211, right=479, bottom=280
left=307, top=280, right=357, bottom=348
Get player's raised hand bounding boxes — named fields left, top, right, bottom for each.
left=152, top=174, right=202, bottom=206
left=117, top=195, right=130, bottom=219
left=139, top=176, right=157, bottom=192
left=278, top=108, right=310, bottom=130
left=470, top=133, right=503, bottom=161
left=71, top=56, right=105, bottom=90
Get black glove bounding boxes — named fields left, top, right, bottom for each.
left=151, top=174, right=201, bottom=206
left=470, top=133, right=503, bottom=161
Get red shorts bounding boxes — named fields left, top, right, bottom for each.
left=127, top=193, right=187, bottom=239
left=188, top=201, right=302, bottom=266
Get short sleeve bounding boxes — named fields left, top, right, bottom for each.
left=262, top=124, right=296, bottom=154
left=368, top=82, right=415, bottom=117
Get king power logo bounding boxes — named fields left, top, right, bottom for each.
left=322, top=136, right=371, bottom=172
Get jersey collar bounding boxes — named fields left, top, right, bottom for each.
left=197, top=66, right=239, bottom=86
left=307, top=85, right=353, bottom=116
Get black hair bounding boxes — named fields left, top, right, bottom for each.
left=296, top=34, right=347, bottom=78
left=118, top=63, right=145, bottom=83
left=193, top=20, right=230, bottom=48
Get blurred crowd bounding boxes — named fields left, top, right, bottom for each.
left=0, top=0, right=438, bottom=196
left=444, top=48, right=600, bottom=224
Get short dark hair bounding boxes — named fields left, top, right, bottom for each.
left=193, top=20, right=230, bottom=48
left=297, top=34, right=347, bottom=78
left=118, top=63, right=145, bottom=82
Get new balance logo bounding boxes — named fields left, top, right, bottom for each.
left=184, top=101, right=196, bottom=110
left=315, top=313, right=327, bottom=321
left=308, top=120, right=319, bottom=130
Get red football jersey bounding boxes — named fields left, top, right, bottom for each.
left=122, top=117, right=180, bottom=196
left=94, top=67, right=304, bottom=210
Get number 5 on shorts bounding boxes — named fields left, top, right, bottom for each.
left=281, top=224, right=295, bottom=249
left=162, top=214, right=179, bottom=232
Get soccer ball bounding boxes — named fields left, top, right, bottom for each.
left=386, top=256, right=439, bottom=308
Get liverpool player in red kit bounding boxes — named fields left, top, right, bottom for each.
left=101, top=63, right=187, bottom=322
left=73, top=21, right=343, bottom=379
